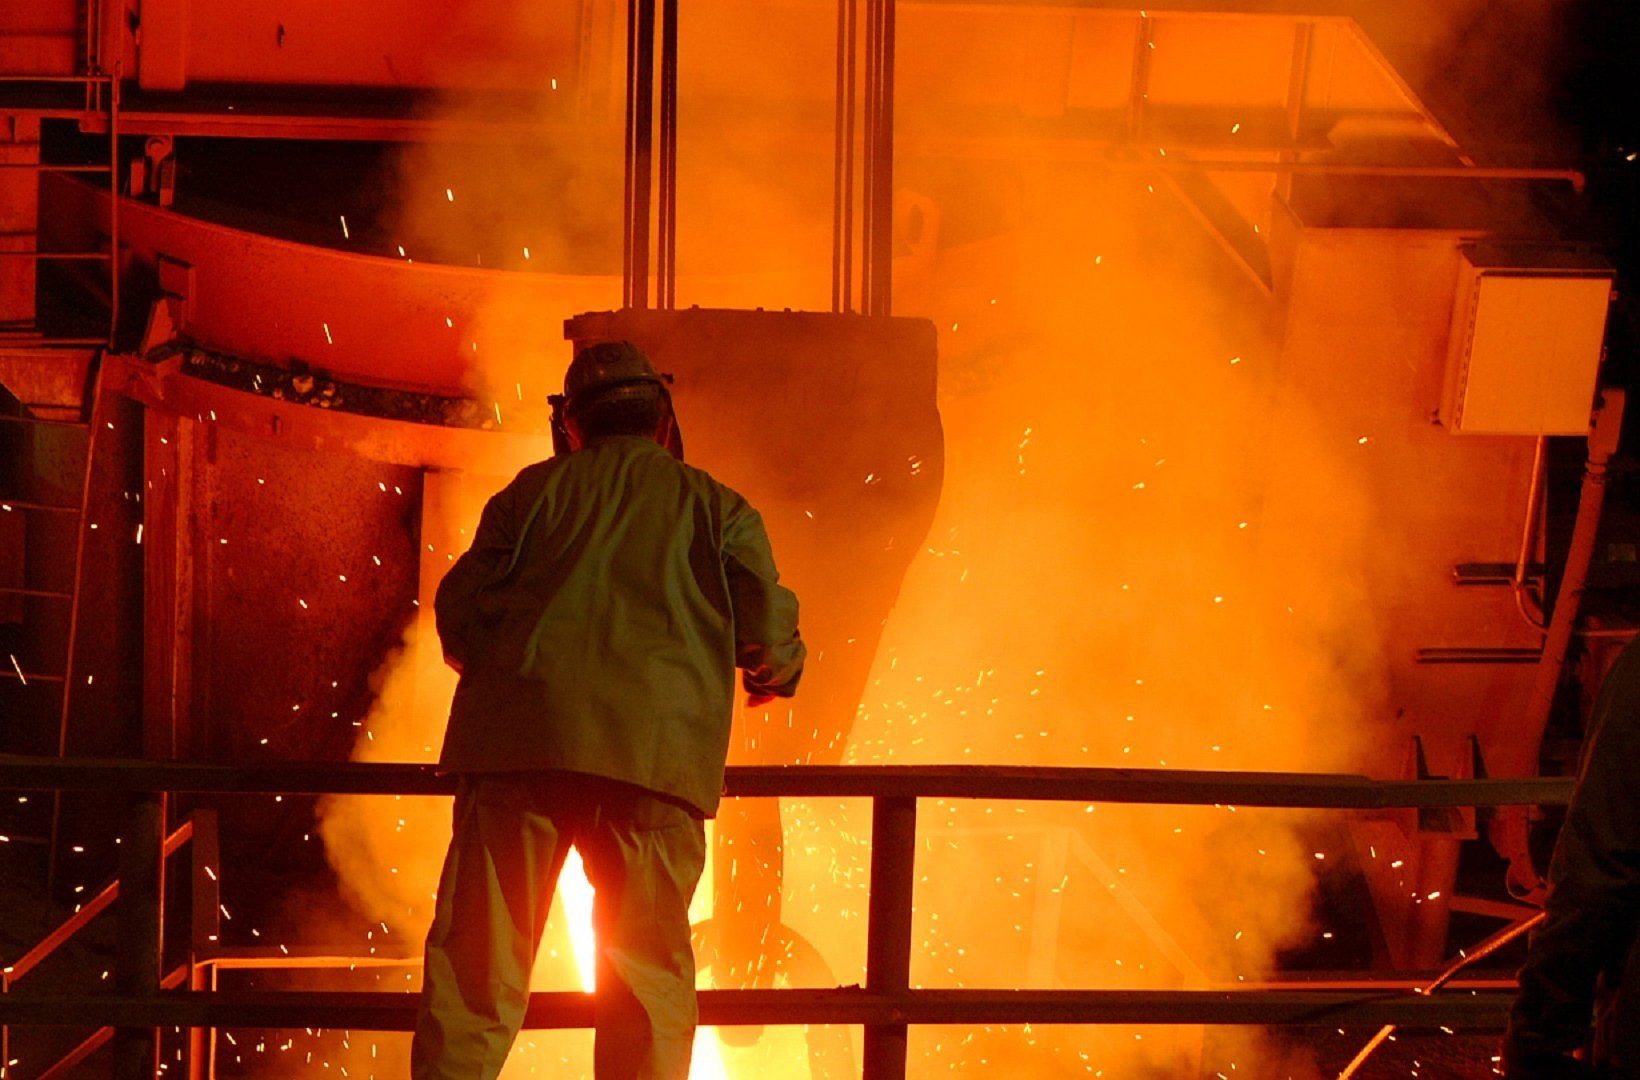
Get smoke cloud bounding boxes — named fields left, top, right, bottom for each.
left=299, top=4, right=1518, bottom=1077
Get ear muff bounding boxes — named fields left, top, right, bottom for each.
left=547, top=381, right=685, bottom=462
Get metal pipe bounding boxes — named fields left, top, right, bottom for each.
left=659, top=0, right=678, bottom=310
left=870, top=0, right=896, bottom=316
left=108, top=61, right=121, bottom=346
left=628, top=0, right=656, bottom=310
left=863, top=795, right=916, bottom=1080
left=831, top=0, right=848, bottom=312
left=860, top=0, right=878, bottom=309
left=655, top=0, right=670, bottom=307
left=1515, top=391, right=1623, bottom=766
left=47, top=363, right=107, bottom=898
left=620, top=0, right=637, bottom=308
left=1490, top=389, right=1626, bottom=887
left=841, top=0, right=858, bottom=313
left=1512, top=435, right=1548, bottom=630
left=1337, top=910, right=1545, bottom=1078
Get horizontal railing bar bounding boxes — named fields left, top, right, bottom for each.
left=0, top=164, right=110, bottom=173
left=0, top=585, right=73, bottom=599
left=0, top=414, right=90, bottom=430
left=203, top=954, right=418, bottom=971
left=0, top=75, right=116, bottom=84
left=0, top=337, right=109, bottom=347
left=0, top=757, right=1575, bottom=807
left=0, top=987, right=1518, bottom=1030
left=0, top=499, right=80, bottom=513
left=0, top=252, right=112, bottom=261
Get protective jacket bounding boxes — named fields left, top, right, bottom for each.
left=1505, top=635, right=1640, bottom=1078
left=434, top=434, right=805, bottom=817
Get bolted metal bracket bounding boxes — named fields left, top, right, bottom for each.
left=1407, top=735, right=1478, bottom=838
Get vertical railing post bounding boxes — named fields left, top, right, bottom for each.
left=112, top=790, right=164, bottom=1080
left=187, top=809, right=220, bottom=1080
left=863, top=795, right=916, bottom=1080
left=2, top=970, right=11, bottom=1080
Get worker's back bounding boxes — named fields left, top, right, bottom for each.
left=434, top=433, right=803, bottom=816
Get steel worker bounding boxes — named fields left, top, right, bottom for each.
left=411, top=340, right=805, bottom=1080
left=1503, top=634, right=1640, bottom=1079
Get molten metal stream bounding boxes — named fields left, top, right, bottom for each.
left=557, top=848, right=730, bottom=1080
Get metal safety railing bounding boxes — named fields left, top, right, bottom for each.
left=0, top=67, right=123, bottom=348
left=1, top=811, right=208, bottom=1080
left=0, top=756, right=1575, bottom=1080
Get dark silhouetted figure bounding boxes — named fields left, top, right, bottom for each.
left=411, top=342, right=805, bottom=1080
left=1504, top=635, right=1640, bottom=1079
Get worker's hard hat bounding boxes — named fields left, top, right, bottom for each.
left=551, top=340, right=685, bottom=460
left=562, top=340, right=672, bottom=410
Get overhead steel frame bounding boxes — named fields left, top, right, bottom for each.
left=0, top=757, right=1573, bottom=1080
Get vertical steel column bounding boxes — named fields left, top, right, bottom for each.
left=839, top=0, right=859, bottom=313
left=624, top=0, right=657, bottom=310
left=46, top=367, right=109, bottom=895
left=1274, top=21, right=1313, bottom=204
left=621, top=0, right=637, bottom=307
left=859, top=0, right=878, bottom=309
left=112, top=790, right=165, bottom=1080
left=867, top=0, right=895, bottom=316
left=1126, top=14, right=1153, bottom=142
left=657, top=0, right=678, bottom=310
left=108, top=62, right=121, bottom=346
left=186, top=809, right=220, bottom=1080
left=863, top=795, right=916, bottom=1080
left=830, top=0, right=848, bottom=312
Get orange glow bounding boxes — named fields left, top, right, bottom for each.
left=530, top=851, right=731, bottom=1080
left=297, top=4, right=1531, bottom=1077
left=557, top=850, right=598, bottom=992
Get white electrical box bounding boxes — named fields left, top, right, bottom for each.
left=1441, top=245, right=1613, bottom=435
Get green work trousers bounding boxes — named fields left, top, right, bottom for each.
left=411, top=772, right=708, bottom=1080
